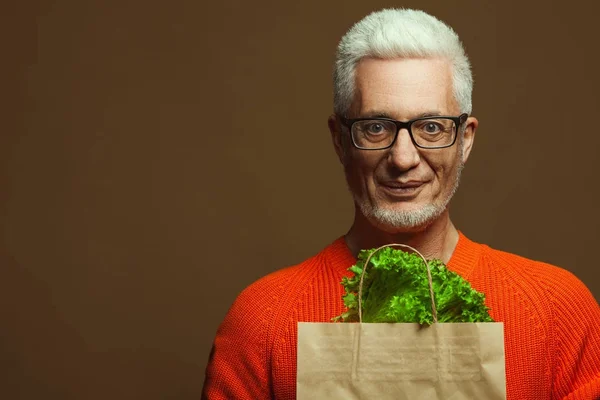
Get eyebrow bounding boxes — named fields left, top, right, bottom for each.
left=360, top=111, right=445, bottom=120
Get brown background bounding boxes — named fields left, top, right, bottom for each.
left=2, top=0, right=599, bottom=399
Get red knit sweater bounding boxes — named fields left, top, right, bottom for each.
left=202, top=233, right=600, bottom=399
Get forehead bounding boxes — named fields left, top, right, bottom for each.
left=352, top=57, right=457, bottom=118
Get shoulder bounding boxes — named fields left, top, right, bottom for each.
left=482, top=245, right=585, bottom=287
left=219, top=243, right=332, bottom=331
left=236, top=252, right=325, bottom=305
left=479, top=243, right=598, bottom=314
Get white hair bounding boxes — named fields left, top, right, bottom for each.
left=333, top=8, right=473, bottom=116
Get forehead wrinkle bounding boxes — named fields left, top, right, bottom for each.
left=359, top=87, right=451, bottom=119
left=355, top=60, right=456, bottom=119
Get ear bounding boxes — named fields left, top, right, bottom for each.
left=328, top=114, right=346, bottom=164
left=460, top=116, right=478, bottom=164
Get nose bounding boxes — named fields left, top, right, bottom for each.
left=387, top=128, right=420, bottom=171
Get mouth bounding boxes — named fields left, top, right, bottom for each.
left=379, top=180, right=426, bottom=198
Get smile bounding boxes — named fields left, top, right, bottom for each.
left=379, top=181, right=426, bottom=198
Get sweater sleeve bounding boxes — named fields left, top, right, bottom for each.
left=201, top=284, right=271, bottom=400
left=548, top=269, right=600, bottom=400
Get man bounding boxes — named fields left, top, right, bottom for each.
left=202, top=8, right=600, bottom=399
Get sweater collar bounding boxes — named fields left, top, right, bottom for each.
left=446, top=231, right=481, bottom=280
left=326, top=231, right=481, bottom=280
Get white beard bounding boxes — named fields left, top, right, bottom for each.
left=357, top=201, right=445, bottom=231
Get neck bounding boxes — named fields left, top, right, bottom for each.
left=344, top=208, right=459, bottom=263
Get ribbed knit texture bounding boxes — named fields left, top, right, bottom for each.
left=202, top=233, right=600, bottom=399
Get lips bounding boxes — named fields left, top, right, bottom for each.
left=379, top=180, right=426, bottom=198
left=381, top=180, right=425, bottom=189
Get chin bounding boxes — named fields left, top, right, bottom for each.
left=359, top=202, right=445, bottom=232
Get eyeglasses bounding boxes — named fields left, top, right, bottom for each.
left=339, top=113, right=468, bottom=150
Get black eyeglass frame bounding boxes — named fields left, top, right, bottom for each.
left=339, top=113, right=469, bottom=150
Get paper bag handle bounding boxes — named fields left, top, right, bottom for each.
left=358, top=243, right=438, bottom=324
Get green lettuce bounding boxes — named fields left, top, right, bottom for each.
left=333, top=247, right=494, bottom=324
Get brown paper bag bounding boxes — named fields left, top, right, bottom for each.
left=297, top=244, right=506, bottom=400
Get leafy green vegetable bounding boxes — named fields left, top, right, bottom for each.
left=332, top=247, right=494, bottom=324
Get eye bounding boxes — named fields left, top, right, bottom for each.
left=365, top=122, right=386, bottom=135
left=423, top=122, right=442, bottom=134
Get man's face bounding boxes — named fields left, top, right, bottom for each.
left=330, top=57, right=477, bottom=233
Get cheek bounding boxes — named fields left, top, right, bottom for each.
left=422, top=154, right=456, bottom=183
left=345, top=153, right=380, bottom=185
left=429, top=147, right=459, bottom=170
left=432, top=156, right=460, bottom=189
